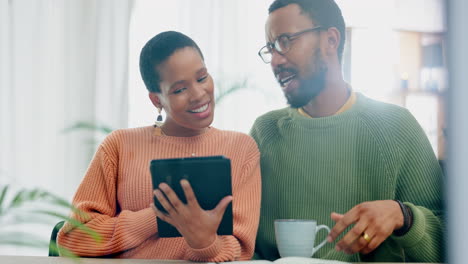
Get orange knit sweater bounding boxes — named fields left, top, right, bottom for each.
left=57, top=126, right=261, bottom=262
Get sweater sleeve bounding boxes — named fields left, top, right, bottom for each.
left=391, top=109, right=444, bottom=262
left=184, top=140, right=261, bottom=262
left=57, top=134, right=157, bottom=257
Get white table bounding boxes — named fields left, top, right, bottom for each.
left=0, top=256, right=193, bottom=264
left=0, top=255, right=442, bottom=264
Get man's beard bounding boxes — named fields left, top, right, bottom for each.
left=285, top=53, right=328, bottom=108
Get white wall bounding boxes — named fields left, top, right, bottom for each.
left=336, top=0, right=446, bottom=32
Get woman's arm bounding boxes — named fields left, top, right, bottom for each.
left=57, top=139, right=157, bottom=256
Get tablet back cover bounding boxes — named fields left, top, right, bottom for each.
left=150, top=156, right=233, bottom=237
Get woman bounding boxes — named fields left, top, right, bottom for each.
left=57, top=31, right=261, bottom=262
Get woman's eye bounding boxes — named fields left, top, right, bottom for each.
left=198, top=75, right=208, bottom=82
left=173, top=87, right=187, bottom=94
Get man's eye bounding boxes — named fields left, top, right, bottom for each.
left=173, top=87, right=187, bottom=94
left=198, top=76, right=208, bottom=82
left=278, top=36, right=290, bottom=51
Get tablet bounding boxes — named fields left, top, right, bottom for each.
left=150, top=156, right=233, bottom=237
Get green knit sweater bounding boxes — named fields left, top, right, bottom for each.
left=251, top=93, right=444, bottom=262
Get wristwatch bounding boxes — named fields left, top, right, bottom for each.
left=393, top=200, right=413, bottom=236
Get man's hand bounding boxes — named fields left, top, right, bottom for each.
left=327, top=200, right=404, bottom=255
left=151, top=179, right=232, bottom=249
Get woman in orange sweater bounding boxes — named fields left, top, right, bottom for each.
left=57, top=31, right=261, bottom=262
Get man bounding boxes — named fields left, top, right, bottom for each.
left=251, top=0, right=443, bottom=262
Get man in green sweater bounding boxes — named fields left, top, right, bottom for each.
left=251, top=0, right=444, bottom=262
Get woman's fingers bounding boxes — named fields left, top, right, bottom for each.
left=180, top=180, right=201, bottom=209
left=154, top=189, right=176, bottom=214
left=151, top=203, right=173, bottom=226
left=213, top=195, right=233, bottom=217
left=158, top=183, right=184, bottom=212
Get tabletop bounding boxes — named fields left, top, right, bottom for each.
left=0, top=255, right=443, bottom=264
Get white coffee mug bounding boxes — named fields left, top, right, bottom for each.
left=275, top=219, right=331, bottom=258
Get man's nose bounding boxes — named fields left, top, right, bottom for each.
left=270, top=49, right=287, bottom=69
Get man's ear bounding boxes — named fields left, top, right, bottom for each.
left=149, top=92, right=162, bottom=109
left=325, top=27, right=340, bottom=56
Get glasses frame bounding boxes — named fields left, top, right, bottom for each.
left=258, top=26, right=323, bottom=64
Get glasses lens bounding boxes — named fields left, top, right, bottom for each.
left=276, top=35, right=290, bottom=54
left=259, top=46, right=272, bottom=63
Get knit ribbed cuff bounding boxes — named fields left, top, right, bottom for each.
left=186, top=235, right=223, bottom=260
left=391, top=202, right=425, bottom=248
left=122, top=207, right=159, bottom=242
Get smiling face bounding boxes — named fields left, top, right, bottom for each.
left=149, top=47, right=214, bottom=137
left=266, top=4, right=329, bottom=108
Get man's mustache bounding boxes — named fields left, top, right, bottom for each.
left=274, top=66, right=298, bottom=76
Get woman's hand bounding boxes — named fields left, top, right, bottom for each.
left=326, top=200, right=404, bottom=255
left=151, top=179, right=232, bottom=249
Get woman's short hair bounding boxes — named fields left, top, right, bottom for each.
left=139, top=31, right=204, bottom=93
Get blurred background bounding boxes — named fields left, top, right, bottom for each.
left=0, top=0, right=453, bottom=257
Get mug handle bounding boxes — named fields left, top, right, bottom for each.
left=312, top=225, right=331, bottom=256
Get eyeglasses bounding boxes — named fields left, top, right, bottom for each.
left=258, top=26, right=323, bottom=64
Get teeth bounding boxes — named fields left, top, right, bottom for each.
left=283, top=79, right=293, bottom=87
left=280, top=74, right=296, bottom=86
left=190, top=104, right=208, bottom=113
left=281, top=75, right=296, bottom=83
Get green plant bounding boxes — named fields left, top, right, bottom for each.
left=63, top=121, right=115, bottom=158
left=62, top=121, right=114, bottom=145
left=62, top=121, right=114, bottom=135
left=0, top=184, right=101, bottom=257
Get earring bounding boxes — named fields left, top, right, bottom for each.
left=154, top=107, right=163, bottom=127
left=153, top=107, right=166, bottom=136
left=157, top=107, right=163, bottom=122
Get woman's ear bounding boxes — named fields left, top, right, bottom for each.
left=149, top=92, right=163, bottom=109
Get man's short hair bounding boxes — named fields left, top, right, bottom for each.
left=139, top=31, right=204, bottom=93
left=269, top=0, right=346, bottom=63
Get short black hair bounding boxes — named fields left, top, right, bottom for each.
left=269, top=0, right=346, bottom=63
left=139, top=31, right=204, bottom=93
